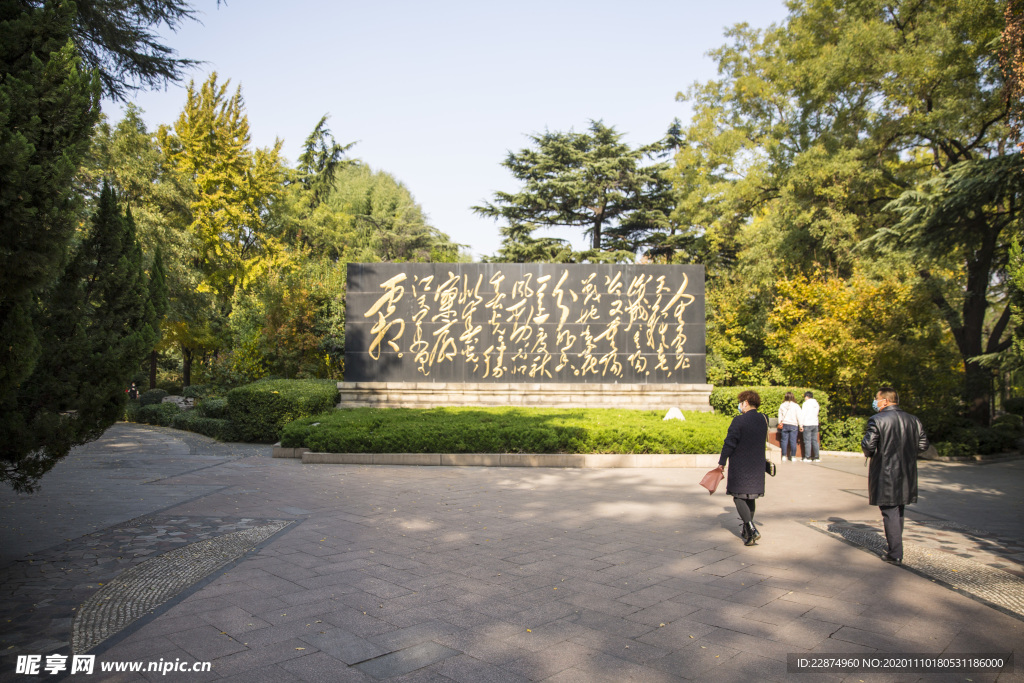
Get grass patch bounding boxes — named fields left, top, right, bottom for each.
left=281, top=407, right=732, bottom=454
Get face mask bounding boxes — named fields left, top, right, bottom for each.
left=871, top=399, right=879, bottom=412
left=737, top=402, right=743, bottom=414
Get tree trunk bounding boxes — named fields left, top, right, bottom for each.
left=182, top=346, right=192, bottom=388
left=149, top=350, right=157, bottom=389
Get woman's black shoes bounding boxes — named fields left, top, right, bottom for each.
left=742, top=522, right=761, bottom=546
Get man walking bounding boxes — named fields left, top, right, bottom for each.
left=861, top=387, right=929, bottom=564
left=800, top=391, right=820, bottom=462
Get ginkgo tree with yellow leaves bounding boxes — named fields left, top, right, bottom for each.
left=155, top=73, right=287, bottom=384
left=768, top=270, right=963, bottom=416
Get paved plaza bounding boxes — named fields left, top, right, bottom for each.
left=1, top=423, right=1023, bottom=682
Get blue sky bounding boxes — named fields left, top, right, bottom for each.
left=117, top=1, right=790, bottom=259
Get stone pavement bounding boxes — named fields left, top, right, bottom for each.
left=1, top=425, right=1022, bottom=682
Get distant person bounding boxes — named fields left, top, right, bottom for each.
left=800, top=391, right=820, bottom=462
left=861, top=387, right=929, bottom=565
left=715, top=390, right=770, bottom=545
left=777, top=391, right=803, bottom=461
left=127, top=382, right=139, bottom=400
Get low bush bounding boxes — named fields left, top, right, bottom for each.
left=196, top=397, right=229, bottom=419
left=229, top=379, right=339, bottom=443
left=135, top=402, right=179, bottom=426
left=1003, top=397, right=1024, bottom=416
left=820, top=416, right=868, bottom=451
left=124, top=399, right=142, bottom=423
left=170, top=411, right=236, bottom=441
left=931, top=424, right=1019, bottom=459
left=138, top=388, right=169, bottom=406
left=183, top=384, right=215, bottom=400
left=281, top=407, right=733, bottom=454
left=710, top=386, right=829, bottom=422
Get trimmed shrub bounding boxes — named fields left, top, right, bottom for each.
left=228, top=379, right=339, bottom=443
left=710, top=386, right=829, bottom=422
left=183, top=384, right=214, bottom=400
left=1003, top=398, right=1024, bottom=417
left=136, top=402, right=179, bottom=426
left=281, top=407, right=733, bottom=455
left=124, top=399, right=142, bottom=423
left=821, top=417, right=868, bottom=451
left=992, top=413, right=1024, bottom=431
left=196, top=397, right=229, bottom=419
left=171, top=411, right=236, bottom=441
left=138, top=388, right=169, bottom=406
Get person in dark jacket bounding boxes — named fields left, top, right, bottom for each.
left=715, top=390, right=770, bottom=545
left=861, top=386, right=929, bottom=565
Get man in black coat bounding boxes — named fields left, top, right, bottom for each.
left=861, top=386, right=930, bottom=564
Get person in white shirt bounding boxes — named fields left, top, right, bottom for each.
left=800, top=391, right=821, bottom=462
left=777, top=392, right=803, bottom=461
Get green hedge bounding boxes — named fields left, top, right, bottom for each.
left=281, top=407, right=733, bottom=454
left=136, top=402, right=180, bottom=426
left=710, top=386, right=830, bottom=422
left=138, top=388, right=168, bottom=406
left=820, top=416, right=868, bottom=451
left=196, top=397, right=229, bottom=419
left=229, top=379, right=339, bottom=443
left=170, top=411, right=236, bottom=441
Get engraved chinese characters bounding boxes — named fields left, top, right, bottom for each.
left=345, top=263, right=706, bottom=384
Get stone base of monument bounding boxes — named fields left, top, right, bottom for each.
left=299, top=452, right=723, bottom=468
left=336, top=382, right=713, bottom=411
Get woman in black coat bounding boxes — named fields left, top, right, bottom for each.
left=714, top=389, right=770, bottom=545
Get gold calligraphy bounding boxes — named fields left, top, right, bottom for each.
left=358, top=267, right=698, bottom=379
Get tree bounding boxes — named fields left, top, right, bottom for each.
left=675, top=0, right=1017, bottom=420
left=0, top=0, right=102, bottom=489
left=768, top=270, right=962, bottom=416
left=275, top=115, right=355, bottom=255
left=156, top=73, right=287, bottom=384
left=3, top=184, right=162, bottom=491
left=328, top=164, right=462, bottom=262
left=35, top=0, right=204, bottom=100
left=1, top=0, right=202, bottom=490
left=474, top=120, right=673, bottom=258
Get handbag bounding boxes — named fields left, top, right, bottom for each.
left=699, top=467, right=724, bottom=494
left=763, top=415, right=776, bottom=477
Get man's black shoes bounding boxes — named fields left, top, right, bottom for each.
left=881, top=554, right=902, bottom=565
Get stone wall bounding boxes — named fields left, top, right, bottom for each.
left=337, top=381, right=713, bottom=411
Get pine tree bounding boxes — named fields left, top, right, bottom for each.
left=474, top=120, right=672, bottom=256
left=2, top=184, right=158, bottom=492
left=0, top=0, right=101, bottom=489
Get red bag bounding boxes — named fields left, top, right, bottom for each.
left=699, top=467, right=724, bottom=494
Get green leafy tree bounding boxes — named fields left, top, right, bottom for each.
left=328, top=164, right=462, bottom=262
left=474, top=120, right=673, bottom=259
left=676, top=0, right=1017, bottom=419
left=274, top=115, right=355, bottom=256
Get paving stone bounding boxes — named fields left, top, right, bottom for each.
left=165, top=625, right=249, bottom=660
left=354, top=641, right=460, bottom=679
left=298, top=628, right=388, bottom=665
left=279, top=652, right=374, bottom=682
left=207, top=637, right=320, bottom=677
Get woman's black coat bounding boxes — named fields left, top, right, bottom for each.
left=718, top=409, right=769, bottom=496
